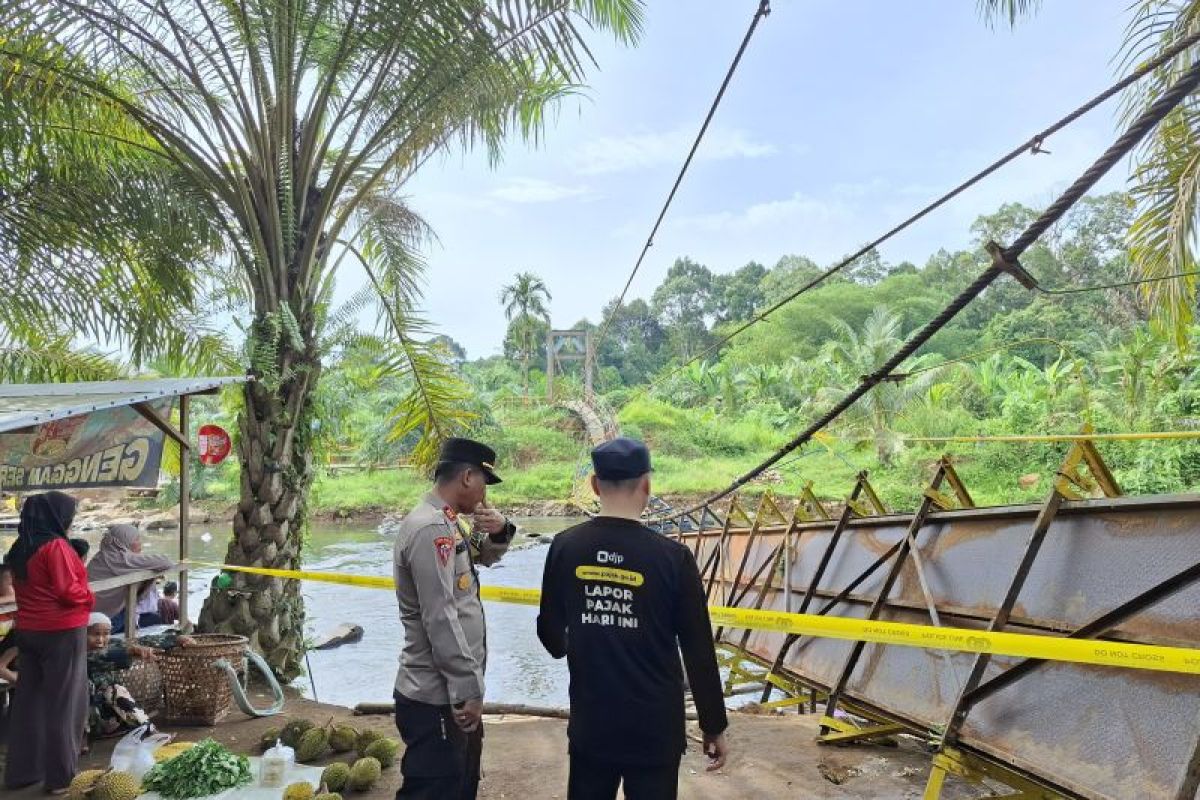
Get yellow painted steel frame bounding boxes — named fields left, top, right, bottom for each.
left=817, top=713, right=904, bottom=746
left=924, top=747, right=1066, bottom=800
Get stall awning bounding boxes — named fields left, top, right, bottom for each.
left=0, top=377, right=246, bottom=492
left=0, top=377, right=246, bottom=434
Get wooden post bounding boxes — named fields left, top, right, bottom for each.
left=546, top=330, right=556, bottom=402
left=584, top=329, right=595, bottom=400
left=178, top=394, right=191, bottom=629
left=126, top=583, right=139, bottom=641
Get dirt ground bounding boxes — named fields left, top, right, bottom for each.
left=1, top=696, right=997, bottom=799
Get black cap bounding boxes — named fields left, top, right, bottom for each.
left=591, top=437, right=652, bottom=481
left=438, top=437, right=502, bottom=484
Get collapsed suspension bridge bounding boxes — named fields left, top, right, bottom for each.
left=561, top=4, right=1200, bottom=799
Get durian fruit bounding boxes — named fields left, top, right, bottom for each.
left=328, top=723, right=358, bottom=753
left=90, top=770, right=142, bottom=800
left=282, top=781, right=315, bottom=800
left=363, top=737, right=401, bottom=768
left=320, top=762, right=351, bottom=793
left=259, top=726, right=282, bottom=750
left=349, top=757, right=382, bottom=791
left=281, top=718, right=316, bottom=747
left=355, top=729, right=383, bottom=757
left=154, top=742, right=195, bottom=763
left=296, top=726, right=330, bottom=763
left=65, top=768, right=106, bottom=800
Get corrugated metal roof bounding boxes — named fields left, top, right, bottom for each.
left=0, top=377, right=247, bottom=434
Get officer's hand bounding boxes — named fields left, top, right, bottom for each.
left=472, top=504, right=507, bottom=536
left=453, top=698, right=483, bottom=732
left=703, top=732, right=728, bottom=771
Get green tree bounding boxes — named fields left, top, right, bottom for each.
left=0, top=0, right=640, bottom=678
left=500, top=271, right=553, bottom=396
left=712, top=261, right=767, bottom=323
left=651, top=257, right=716, bottom=361
left=758, top=254, right=823, bottom=305
left=593, top=298, right=668, bottom=384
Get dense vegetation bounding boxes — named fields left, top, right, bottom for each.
left=179, top=192, right=1200, bottom=517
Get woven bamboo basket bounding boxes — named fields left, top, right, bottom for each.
left=120, top=660, right=163, bottom=715
left=158, top=634, right=248, bottom=725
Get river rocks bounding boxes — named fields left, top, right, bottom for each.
left=377, top=514, right=405, bottom=537
left=313, top=623, right=365, bottom=650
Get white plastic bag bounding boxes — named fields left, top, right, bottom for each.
left=110, top=724, right=172, bottom=778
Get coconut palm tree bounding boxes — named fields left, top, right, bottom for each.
left=818, top=307, right=938, bottom=465
left=500, top=271, right=553, bottom=396
left=979, top=0, right=1200, bottom=344
left=0, top=1, right=641, bottom=678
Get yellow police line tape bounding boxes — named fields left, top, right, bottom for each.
left=188, top=561, right=1200, bottom=676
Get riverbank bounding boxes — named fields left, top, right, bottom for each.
left=0, top=697, right=992, bottom=799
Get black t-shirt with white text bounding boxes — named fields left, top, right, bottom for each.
left=536, top=517, right=728, bottom=766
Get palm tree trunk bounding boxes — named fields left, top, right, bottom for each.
left=197, top=354, right=319, bottom=681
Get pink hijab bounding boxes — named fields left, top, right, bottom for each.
left=87, top=524, right=174, bottom=618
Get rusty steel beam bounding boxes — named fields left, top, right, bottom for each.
left=822, top=467, right=947, bottom=728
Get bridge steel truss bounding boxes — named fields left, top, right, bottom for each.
left=659, top=436, right=1200, bottom=800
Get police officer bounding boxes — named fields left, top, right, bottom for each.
left=392, top=437, right=516, bottom=799
left=537, top=438, right=729, bottom=800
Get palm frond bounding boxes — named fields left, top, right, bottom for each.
left=0, top=333, right=126, bottom=383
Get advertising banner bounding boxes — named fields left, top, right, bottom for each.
left=0, top=400, right=173, bottom=491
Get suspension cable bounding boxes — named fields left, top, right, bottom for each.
left=1036, top=269, right=1200, bottom=295
left=652, top=56, right=1200, bottom=523
left=592, top=0, right=772, bottom=354
left=630, top=29, right=1200, bottom=403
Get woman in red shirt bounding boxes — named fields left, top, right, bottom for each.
left=3, top=491, right=94, bottom=794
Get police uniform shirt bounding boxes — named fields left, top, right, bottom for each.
left=392, top=493, right=511, bottom=706
left=537, top=516, right=729, bottom=766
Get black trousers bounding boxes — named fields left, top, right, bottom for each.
left=568, top=752, right=680, bottom=800
left=393, top=691, right=482, bottom=800
left=4, top=627, right=88, bottom=791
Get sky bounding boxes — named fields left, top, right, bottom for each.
left=340, top=0, right=1135, bottom=359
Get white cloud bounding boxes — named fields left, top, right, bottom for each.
left=571, top=127, right=776, bottom=175
left=488, top=177, right=592, bottom=204
left=670, top=192, right=852, bottom=236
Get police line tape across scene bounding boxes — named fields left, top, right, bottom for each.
left=189, top=561, right=1200, bottom=676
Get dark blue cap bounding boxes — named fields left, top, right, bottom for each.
left=591, top=437, right=652, bottom=481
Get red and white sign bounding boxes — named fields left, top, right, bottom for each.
left=197, top=424, right=232, bottom=466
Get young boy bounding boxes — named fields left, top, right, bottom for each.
left=157, top=581, right=180, bottom=625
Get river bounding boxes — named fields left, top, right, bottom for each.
left=114, top=517, right=581, bottom=710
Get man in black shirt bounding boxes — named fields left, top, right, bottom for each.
left=537, top=438, right=729, bottom=800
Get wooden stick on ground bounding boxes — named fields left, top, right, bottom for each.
left=353, top=702, right=699, bottom=721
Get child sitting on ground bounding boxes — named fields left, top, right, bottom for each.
left=69, top=538, right=91, bottom=562
left=157, top=581, right=180, bottom=625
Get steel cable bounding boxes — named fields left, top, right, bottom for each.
left=592, top=0, right=772, bottom=354
left=633, top=29, right=1200, bottom=403
left=653, top=56, right=1200, bottom=524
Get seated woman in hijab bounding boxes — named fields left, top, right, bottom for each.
left=84, top=612, right=192, bottom=740
left=87, top=525, right=175, bottom=634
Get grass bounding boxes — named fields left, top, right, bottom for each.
left=189, top=399, right=1200, bottom=518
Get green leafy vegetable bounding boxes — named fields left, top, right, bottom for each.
left=142, top=738, right=253, bottom=799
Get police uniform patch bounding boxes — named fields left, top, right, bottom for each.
left=434, top=536, right=454, bottom=567
left=457, top=573, right=471, bottom=591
